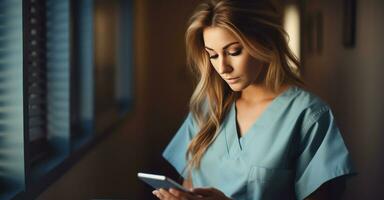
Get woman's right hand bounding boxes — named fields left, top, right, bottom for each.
left=153, top=187, right=232, bottom=200
left=153, top=188, right=199, bottom=200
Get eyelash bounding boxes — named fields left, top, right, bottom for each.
left=209, top=49, right=242, bottom=59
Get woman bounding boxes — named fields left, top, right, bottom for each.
left=156, top=0, right=355, bottom=199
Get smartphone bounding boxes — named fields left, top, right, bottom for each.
left=137, top=172, right=189, bottom=192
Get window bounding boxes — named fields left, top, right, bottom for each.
left=0, top=0, right=133, bottom=199
left=116, top=0, right=134, bottom=114
left=26, top=0, right=50, bottom=166
left=27, top=0, right=71, bottom=181
left=70, top=0, right=94, bottom=150
left=0, top=0, right=25, bottom=199
left=283, top=4, right=301, bottom=63
left=93, top=0, right=134, bottom=133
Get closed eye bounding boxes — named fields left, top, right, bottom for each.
left=209, top=54, right=218, bottom=59
left=207, top=48, right=242, bottom=59
left=227, top=49, right=242, bottom=56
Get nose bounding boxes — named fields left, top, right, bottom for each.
left=217, top=56, right=233, bottom=74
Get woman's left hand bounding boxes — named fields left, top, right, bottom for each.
left=154, top=187, right=231, bottom=200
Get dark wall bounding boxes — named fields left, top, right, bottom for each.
left=301, top=0, right=384, bottom=199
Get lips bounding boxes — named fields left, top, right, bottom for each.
left=224, top=77, right=240, bottom=84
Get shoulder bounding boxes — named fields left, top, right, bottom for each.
left=288, top=86, right=331, bottom=117
left=290, top=86, right=328, bottom=110
left=283, top=86, right=335, bottom=132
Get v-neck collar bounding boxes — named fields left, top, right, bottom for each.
left=224, top=86, right=298, bottom=157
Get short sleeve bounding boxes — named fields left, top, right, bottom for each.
left=295, top=106, right=356, bottom=200
left=162, top=113, right=198, bottom=178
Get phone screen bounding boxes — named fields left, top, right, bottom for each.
left=137, top=172, right=189, bottom=192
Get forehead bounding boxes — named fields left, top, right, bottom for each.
left=203, top=27, right=239, bottom=50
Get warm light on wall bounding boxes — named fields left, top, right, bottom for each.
left=283, top=4, right=301, bottom=61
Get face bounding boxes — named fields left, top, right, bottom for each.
left=203, top=26, right=264, bottom=91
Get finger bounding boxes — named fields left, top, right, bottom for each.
left=168, top=188, right=183, bottom=198
left=158, top=188, right=177, bottom=200
left=169, top=188, right=195, bottom=200
left=152, top=190, right=162, bottom=199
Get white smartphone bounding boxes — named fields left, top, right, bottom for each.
left=137, top=172, right=189, bottom=192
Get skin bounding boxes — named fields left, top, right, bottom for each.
left=203, top=26, right=289, bottom=137
left=204, top=27, right=265, bottom=93
left=153, top=26, right=333, bottom=199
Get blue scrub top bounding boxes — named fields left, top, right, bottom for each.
left=163, top=86, right=355, bottom=200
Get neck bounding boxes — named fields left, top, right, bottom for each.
left=239, top=84, right=289, bottom=104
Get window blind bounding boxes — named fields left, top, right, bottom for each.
left=26, top=0, right=49, bottom=165
left=27, top=0, right=46, bottom=142
left=0, top=0, right=25, bottom=198
left=28, top=0, right=71, bottom=179
left=45, top=0, right=70, bottom=154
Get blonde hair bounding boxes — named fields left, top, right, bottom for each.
left=185, top=0, right=304, bottom=170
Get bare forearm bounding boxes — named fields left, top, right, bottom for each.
left=182, top=178, right=193, bottom=190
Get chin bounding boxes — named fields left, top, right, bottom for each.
left=228, top=84, right=246, bottom=92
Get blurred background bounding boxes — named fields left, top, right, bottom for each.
left=0, top=0, right=383, bottom=199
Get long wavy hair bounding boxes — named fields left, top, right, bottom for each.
left=185, top=0, right=304, bottom=170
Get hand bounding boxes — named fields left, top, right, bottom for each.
left=152, top=188, right=198, bottom=200
left=153, top=187, right=231, bottom=200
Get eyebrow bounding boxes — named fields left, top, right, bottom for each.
left=205, top=42, right=240, bottom=51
